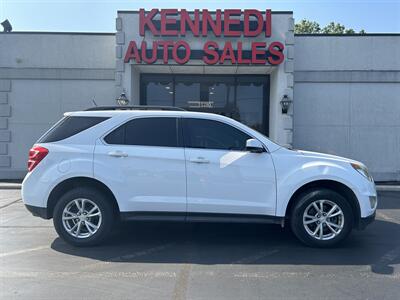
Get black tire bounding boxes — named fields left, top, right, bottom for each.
left=53, top=187, right=115, bottom=247
left=290, top=189, right=354, bottom=248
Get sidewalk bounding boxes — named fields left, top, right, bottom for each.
left=1, top=181, right=399, bottom=192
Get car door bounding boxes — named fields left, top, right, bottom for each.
left=94, top=116, right=186, bottom=217
left=183, top=118, right=276, bottom=216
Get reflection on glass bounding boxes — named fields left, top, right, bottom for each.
left=141, top=74, right=268, bottom=135
left=142, top=76, right=173, bottom=106
left=207, top=81, right=234, bottom=108
left=175, top=78, right=201, bottom=107
left=236, top=80, right=264, bottom=133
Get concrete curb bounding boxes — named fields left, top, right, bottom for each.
left=0, top=183, right=22, bottom=190
left=376, top=185, right=400, bottom=192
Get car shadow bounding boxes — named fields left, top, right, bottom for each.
left=51, top=218, right=400, bottom=275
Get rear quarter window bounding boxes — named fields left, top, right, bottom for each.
left=38, top=116, right=109, bottom=143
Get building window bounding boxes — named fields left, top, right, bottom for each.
left=140, top=74, right=269, bottom=135
left=141, top=76, right=174, bottom=106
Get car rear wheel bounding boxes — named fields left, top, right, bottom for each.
left=53, top=187, right=115, bottom=246
left=290, top=189, right=354, bottom=247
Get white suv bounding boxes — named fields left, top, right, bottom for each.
left=22, top=106, right=377, bottom=247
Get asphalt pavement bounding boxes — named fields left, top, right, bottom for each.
left=0, top=187, right=399, bottom=300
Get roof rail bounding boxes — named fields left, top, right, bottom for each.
left=85, top=105, right=186, bottom=112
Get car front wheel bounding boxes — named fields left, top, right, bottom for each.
left=53, top=187, right=115, bottom=246
left=290, top=189, right=354, bottom=247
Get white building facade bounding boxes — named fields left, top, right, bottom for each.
left=0, top=9, right=399, bottom=181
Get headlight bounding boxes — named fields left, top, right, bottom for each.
left=351, top=163, right=373, bottom=181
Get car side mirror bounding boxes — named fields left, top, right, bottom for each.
left=245, top=139, right=265, bottom=153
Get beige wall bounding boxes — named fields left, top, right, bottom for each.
left=294, top=35, right=400, bottom=181
left=0, top=33, right=116, bottom=179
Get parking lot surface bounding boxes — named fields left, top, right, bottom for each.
left=1, top=188, right=399, bottom=300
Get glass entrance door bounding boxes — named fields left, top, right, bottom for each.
left=140, top=74, right=270, bottom=135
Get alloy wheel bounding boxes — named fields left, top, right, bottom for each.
left=302, top=199, right=344, bottom=241
left=62, top=198, right=102, bottom=239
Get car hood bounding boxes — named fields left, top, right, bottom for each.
left=292, top=150, right=363, bottom=165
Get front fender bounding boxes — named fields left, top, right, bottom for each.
left=274, top=159, right=362, bottom=217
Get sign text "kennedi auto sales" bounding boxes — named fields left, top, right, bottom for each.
left=124, top=9, right=285, bottom=65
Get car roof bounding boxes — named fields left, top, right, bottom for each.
left=65, top=109, right=228, bottom=120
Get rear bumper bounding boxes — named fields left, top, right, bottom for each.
left=357, top=211, right=375, bottom=230
left=25, top=204, right=50, bottom=219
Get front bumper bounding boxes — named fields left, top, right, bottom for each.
left=356, top=211, right=375, bottom=230
left=355, top=178, right=377, bottom=218
left=25, top=204, right=50, bottom=219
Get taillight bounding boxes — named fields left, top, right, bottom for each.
left=28, top=145, right=48, bottom=172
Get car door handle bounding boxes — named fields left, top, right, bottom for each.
left=108, top=151, right=128, bottom=158
left=189, top=157, right=210, bottom=164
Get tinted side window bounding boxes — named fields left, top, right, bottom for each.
left=183, top=118, right=251, bottom=151
left=105, top=117, right=179, bottom=147
left=38, top=116, right=109, bottom=143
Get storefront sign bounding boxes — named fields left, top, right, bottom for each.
left=124, top=9, right=284, bottom=65
left=188, top=101, right=215, bottom=108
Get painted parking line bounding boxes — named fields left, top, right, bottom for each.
left=0, top=270, right=177, bottom=279
left=0, top=198, right=21, bottom=209
left=233, top=270, right=400, bottom=280
left=172, top=264, right=192, bottom=300
left=377, top=211, right=399, bottom=224
left=0, top=225, right=53, bottom=228
left=0, top=245, right=49, bottom=258
left=2, top=269, right=398, bottom=281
